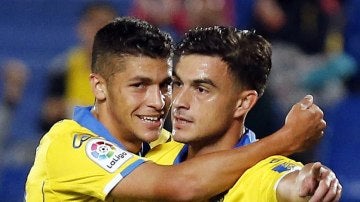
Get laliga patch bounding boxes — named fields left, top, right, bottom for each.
left=86, top=138, right=133, bottom=173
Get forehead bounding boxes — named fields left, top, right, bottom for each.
left=175, top=55, right=230, bottom=81
left=112, top=55, right=170, bottom=81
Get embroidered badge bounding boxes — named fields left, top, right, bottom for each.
left=86, top=138, right=133, bottom=172
left=272, top=162, right=300, bottom=173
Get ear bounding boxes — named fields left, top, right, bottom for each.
left=90, top=73, right=107, bottom=101
left=234, top=90, right=258, bottom=118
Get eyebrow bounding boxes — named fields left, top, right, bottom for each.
left=129, top=75, right=172, bottom=84
left=173, top=71, right=216, bottom=88
left=193, top=78, right=216, bottom=88
left=128, top=76, right=152, bottom=83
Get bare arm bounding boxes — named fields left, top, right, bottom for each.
left=277, top=162, right=342, bottom=202
left=110, top=95, right=326, bottom=201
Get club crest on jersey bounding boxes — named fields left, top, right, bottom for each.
left=86, top=138, right=132, bottom=172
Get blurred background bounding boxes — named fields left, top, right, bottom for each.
left=0, top=0, right=359, bottom=201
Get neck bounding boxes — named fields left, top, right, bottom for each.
left=91, top=104, right=142, bottom=154
left=187, top=121, right=245, bottom=160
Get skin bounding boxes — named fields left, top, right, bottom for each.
left=87, top=54, right=328, bottom=201
left=171, top=54, right=341, bottom=201
left=172, top=55, right=248, bottom=156
left=91, top=55, right=172, bottom=153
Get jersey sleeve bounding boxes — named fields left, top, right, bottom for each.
left=45, top=134, right=147, bottom=201
left=224, top=155, right=303, bottom=202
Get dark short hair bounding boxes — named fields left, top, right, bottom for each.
left=92, top=16, right=173, bottom=79
left=174, top=26, right=271, bottom=96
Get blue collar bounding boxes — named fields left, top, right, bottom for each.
left=73, top=106, right=150, bottom=156
left=173, top=128, right=257, bottom=164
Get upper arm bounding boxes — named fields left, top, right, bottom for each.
left=225, top=155, right=302, bottom=201
left=109, top=161, right=194, bottom=201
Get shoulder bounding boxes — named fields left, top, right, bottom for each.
left=146, top=140, right=184, bottom=165
left=224, top=155, right=303, bottom=201
left=38, top=119, right=98, bottom=157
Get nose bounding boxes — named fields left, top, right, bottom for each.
left=172, top=86, right=190, bottom=110
left=147, top=86, right=165, bottom=110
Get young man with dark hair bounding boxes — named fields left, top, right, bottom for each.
left=26, top=17, right=326, bottom=201
left=147, top=27, right=341, bottom=201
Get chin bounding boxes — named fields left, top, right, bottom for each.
left=141, top=130, right=161, bottom=142
left=172, top=131, right=188, bottom=143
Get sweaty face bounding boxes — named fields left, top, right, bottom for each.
left=172, top=55, right=239, bottom=144
left=105, top=56, right=172, bottom=144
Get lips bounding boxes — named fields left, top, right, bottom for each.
left=139, top=115, right=162, bottom=122
left=138, top=114, right=164, bottom=129
left=173, top=114, right=193, bottom=129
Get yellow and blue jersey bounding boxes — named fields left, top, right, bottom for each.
left=25, top=106, right=170, bottom=201
left=146, top=129, right=303, bottom=202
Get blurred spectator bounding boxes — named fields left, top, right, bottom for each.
left=253, top=0, right=356, bottom=113
left=267, top=0, right=355, bottom=164
left=0, top=58, right=34, bottom=201
left=317, top=0, right=360, bottom=201
left=130, top=0, right=185, bottom=42
left=131, top=0, right=235, bottom=42
left=183, top=0, right=234, bottom=29
left=0, top=59, right=29, bottom=148
left=232, top=0, right=356, bottom=163
left=344, top=0, right=360, bottom=93
left=40, top=1, right=118, bottom=133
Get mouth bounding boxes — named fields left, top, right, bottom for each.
left=173, top=114, right=192, bottom=129
left=138, top=115, right=163, bottom=123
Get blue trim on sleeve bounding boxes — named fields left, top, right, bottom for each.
left=73, top=106, right=127, bottom=149
left=120, top=159, right=146, bottom=177
left=73, top=106, right=151, bottom=155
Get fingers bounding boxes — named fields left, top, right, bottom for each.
left=308, top=167, right=331, bottom=202
left=333, top=183, right=342, bottom=202
left=322, top=179, right=341, bottom=202
left=298, top=162, right=322, bottom=197
left=300, top=94, right=314, bottom=110
left=308, top=166, right=341, bottom=202
left=309, top=178, right=342, bottom=202
left=310, top=162, right=322, bottom=178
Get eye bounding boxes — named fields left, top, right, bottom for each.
left=196, top=86, right=208, bottom=94
left=130, top=82, right=145, bottom=89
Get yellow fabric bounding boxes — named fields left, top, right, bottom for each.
left=146, top=140, right=184, bottom=164
left=65, top=48, right=94, bottom=107
left=224, top=155, right=303, bottom=202
left=146, top=142, right=303, bottom=202
left=25, top=120, right=147, bottom=202
left=149, top=129, right=172, bottom=149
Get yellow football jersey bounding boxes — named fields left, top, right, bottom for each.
left=25, top=120, right=146, bottom=201
left=147, top=140, right=303, bottom=202
left=26, top=106, right=171, bottom=201
left=224, top=155, right=303, bottom=202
